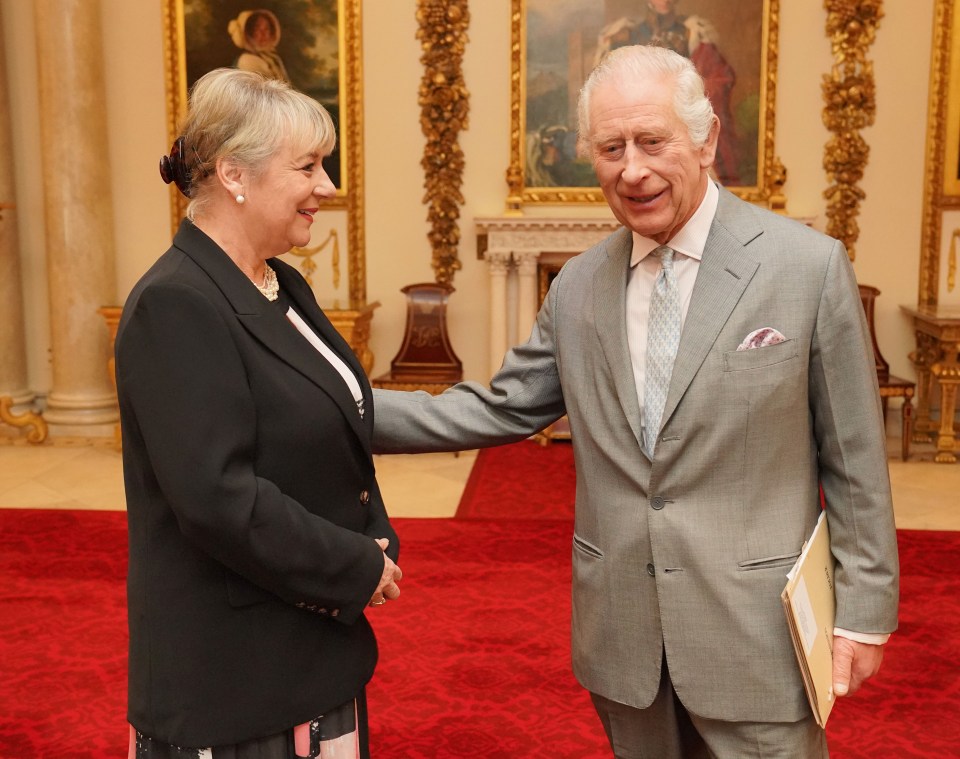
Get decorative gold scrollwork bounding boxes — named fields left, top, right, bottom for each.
left=289, top=229, right=340, bottom=290
left=822, top=0, right=884, bottom=261
left=0, top=397, right=48, bottom=444
left=415, top=0, right=470, bottom=284
left=949, top=229, right=959, bottom=293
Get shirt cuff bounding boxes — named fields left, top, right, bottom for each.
left=834, top=628, right=890, bottom=645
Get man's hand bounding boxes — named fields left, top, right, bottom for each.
left=832, top=637, right=884, bottom=696
left=369, top=538, right=402, bottom=607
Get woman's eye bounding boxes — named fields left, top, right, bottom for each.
left=300, top=163, right=315, bottom=173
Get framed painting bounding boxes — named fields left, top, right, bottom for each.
left=162, top=0, right=367, bottom=305
left=920, top=0, right=960, bottom=308
left=506, top=0, right=780, bottom=209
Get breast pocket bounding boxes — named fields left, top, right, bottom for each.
left=723, top=338, right=804, bottom=412
left=723, top=339, right=799, bottom=372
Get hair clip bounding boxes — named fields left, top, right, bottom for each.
left=159, top=136, right=193, bottom=198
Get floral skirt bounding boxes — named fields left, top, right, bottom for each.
left=128, top=692, right=368, bottom=759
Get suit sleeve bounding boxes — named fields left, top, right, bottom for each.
left=372, top=267, right=568, bottom=453
left=809, top=241, right=899, bottom=635
left=117, top=281, right=384, bottom=624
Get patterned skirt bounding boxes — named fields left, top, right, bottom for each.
left=128, top=692, right=368, bottom=759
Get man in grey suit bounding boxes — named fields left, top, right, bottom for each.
left=373, top=45, right=898, bottom=758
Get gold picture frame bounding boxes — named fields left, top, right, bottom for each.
left=506, top=0, right=780, bottom=211
left=161, top=0, right=367, bottom=304
left=943, top=0, right=960, bottom=199
left=920, top=0, right=960, bottom=307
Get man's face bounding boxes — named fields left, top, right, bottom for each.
left=588, top=75, right=718, bottom=244
left=648, top=0, right=679, bottom=14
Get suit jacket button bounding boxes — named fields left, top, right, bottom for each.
left=359, top=490, right=370, bottom=505
left=651, top=496, right=665, bottom=510
left=646, top=563, right=656, bottom=576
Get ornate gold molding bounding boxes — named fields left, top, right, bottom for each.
left=920, top=0, right=957, bottom=307
left=416, top=0, right=470, bottom=284
left=0, top=397, right=48, bottom=444
left=821, top=0, right=884, bottom=262
left=290, top=230, right=340, bottom=290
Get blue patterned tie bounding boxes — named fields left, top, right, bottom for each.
left=643, top=245, right=681, bottom=457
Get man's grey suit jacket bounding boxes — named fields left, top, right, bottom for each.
left=372, top=187, right=899, bottom=723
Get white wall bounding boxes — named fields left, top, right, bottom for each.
left=1, top=0, right=936, bottom=391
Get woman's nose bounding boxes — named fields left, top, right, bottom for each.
left=313, top=170, right=336, bottom=198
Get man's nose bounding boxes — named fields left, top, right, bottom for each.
left=620, top=144, right=650, bottom=184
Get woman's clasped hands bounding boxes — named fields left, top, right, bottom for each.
left=369, top=538, right=402, bottom=607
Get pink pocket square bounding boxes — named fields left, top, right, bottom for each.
left=737, top=327, right=787, bottom=351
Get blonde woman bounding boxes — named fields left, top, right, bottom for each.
left=121, top=68, right=401, bottom=759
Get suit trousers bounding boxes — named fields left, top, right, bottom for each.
left=590, top=655, right=828, bottom=759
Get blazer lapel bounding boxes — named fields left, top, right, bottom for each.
left=593, top=228, right=645, bottom=451
left=659, top=190, right=761, bottom=430
left=174, top=222, right=371, bottom=456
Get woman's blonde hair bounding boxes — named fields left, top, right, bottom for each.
left=180, top=68, right=336, bottom=219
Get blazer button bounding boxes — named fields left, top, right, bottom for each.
left=359, top=490, right=370, bottom=505
left=651, top=496, right=666, bottom=510
left=646, top=563, right=656, bottom=576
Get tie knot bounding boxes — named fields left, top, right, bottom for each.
left=655, top=245, right=675, bottom=270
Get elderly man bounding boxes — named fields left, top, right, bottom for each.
left=373, top=44, right=898, bottom=758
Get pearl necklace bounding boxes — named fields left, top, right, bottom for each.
left=255, top=263, right=279, bottom=301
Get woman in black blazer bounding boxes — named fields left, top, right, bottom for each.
left=117, top=69, right=401, bottom=759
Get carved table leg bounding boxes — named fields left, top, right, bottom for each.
left=931, top=342, right=960, bottom=463
left=900, top=395, right=913, bottom=461
left=909, top=333, right=938, bottom=442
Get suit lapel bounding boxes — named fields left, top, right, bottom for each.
left=593, top=228, right=645, bottom=451
left=659, top=190, right=762, bottom=430
left=174, top=222, right=371, bottom=456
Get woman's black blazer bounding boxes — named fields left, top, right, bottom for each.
left=116, top=220, right=398, bottom=748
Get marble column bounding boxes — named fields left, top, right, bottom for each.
left=515, top=250, right=540, bottom=347
left=35, top=0, right=118, bottom=435
left=485, top=250, right=511, bottom=378
left=0, top=9, right=34, bottom=413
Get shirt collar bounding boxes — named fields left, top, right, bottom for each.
left=630, top=180, right=719, bottom=268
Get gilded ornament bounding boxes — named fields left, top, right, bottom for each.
left=416, top=0, right=470, bottom=284
left=822, top=0, right=884, bottom=261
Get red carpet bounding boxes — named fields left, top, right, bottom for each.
left=1, top=506, right=959, bottom=757
left=456, top=440, right=575, bottom=519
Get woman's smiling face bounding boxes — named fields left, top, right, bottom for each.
left=242, top=139, right=336, bottom=256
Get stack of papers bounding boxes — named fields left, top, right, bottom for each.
left=781, top=510, right=837, bottom=727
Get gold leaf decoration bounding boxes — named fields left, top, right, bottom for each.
left=416, top=0, right=470, bottom=284
left=822, top=0, right=884, bottom=261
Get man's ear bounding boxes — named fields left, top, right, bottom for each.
left=699, top=115, right=721, bottom=170
left=216, top=157, right=245, bottom=198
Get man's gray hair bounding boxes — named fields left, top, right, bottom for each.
left=577, top=45, right=715, bottom=158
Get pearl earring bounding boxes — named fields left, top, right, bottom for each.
left=236, top=194, right=246, bottom=204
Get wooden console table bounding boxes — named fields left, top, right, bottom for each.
left=901, top=305, right=960, bottom=463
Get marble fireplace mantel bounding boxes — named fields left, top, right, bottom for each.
left=475, top=216, right=621, bottom=376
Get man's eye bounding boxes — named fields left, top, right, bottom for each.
left=300, top=163, right=315, bottom=172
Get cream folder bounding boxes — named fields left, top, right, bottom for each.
left=781, top=510, right=837, bottom=728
